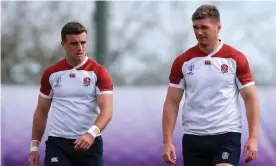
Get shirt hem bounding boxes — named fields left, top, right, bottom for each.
left=183, top=129, right=242, bottom=136
left=48, top=133, right=101, bottom=140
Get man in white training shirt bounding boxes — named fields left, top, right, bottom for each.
left=28, top=22, right=113, bottom=166
left=162, top=5, right=259, bottom=166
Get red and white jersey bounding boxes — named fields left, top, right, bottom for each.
left=40, top=56, right=113, bottom=139
left=169, top=41, right=254, bottom=135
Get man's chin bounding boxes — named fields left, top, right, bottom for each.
left=75, top=55, right=84, bottom=60
left=198, top=42, right=208, bottom=47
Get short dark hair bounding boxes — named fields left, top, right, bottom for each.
left=192, top=5, right=220, bottom=22
left=61, top=22, right=87, bottom=41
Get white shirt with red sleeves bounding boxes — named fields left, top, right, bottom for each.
left=40, top=56, right=113, bottom=139
left=169, top=41, right=255, bottom=135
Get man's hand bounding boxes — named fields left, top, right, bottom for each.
left=243, top=138, right=258, bottom=163
left=29, top=151, right=40, bottom=166
left=74, top=132, right=94, bottom=151
left=163, top=142, right=177, bottom=164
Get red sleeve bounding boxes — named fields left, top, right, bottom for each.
left=40, top=69, right=52, bottom=98
left=96, top=66, right=113, bottom=94
left=169, top=56, right=185, bottom=89
left=236, top=53, right=254, bottom=89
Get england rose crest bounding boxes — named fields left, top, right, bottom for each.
left=221, top=64, right=228, bottom=74
left=83, top=77, right=91, bottom=86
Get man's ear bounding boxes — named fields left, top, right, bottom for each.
left=61, top=40, right=65, bottom=47
left=218, top=23, right=222, bottom=32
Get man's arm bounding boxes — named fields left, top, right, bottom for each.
left=74, top=93, right=113, bottom=151
left=74, top=66, right=113, bottom=151
left=162, top=86, right=184, bottom=144
left=93, top=93, right=113, bottom=135
left=235, top=52, right=259, bottom=163
left=91, top=66, right=114, bottom=135
left=31, top=95, right=52, bottom=146
left=240, top=84, right=259, bottom=163
left=240, top=84, right=259, bottom=139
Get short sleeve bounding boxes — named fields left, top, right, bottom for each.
left=235, top=53, right=255, bottom=89
left=96, top=66, right=113, bottom=95
left=169, top=56, right=185, bottom=89
left=39, top=69, right=53, bottom=99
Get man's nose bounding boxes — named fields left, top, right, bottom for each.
left=196, top=29, right=203, bottom=35
left=76, top=43, right=83, bottom=51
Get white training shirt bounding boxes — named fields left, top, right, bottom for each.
left=169, top=41, right=254, bottom=135
left=40, top=56, right=113, bottom=139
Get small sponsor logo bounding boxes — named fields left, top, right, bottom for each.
left=222, top=152, right=229, bottom=160
left=187, top=63, right=195, bottom=75
left=51, top=157, right=58, bottom=163
left=54, top=76, right=61, bottom=88
left=69, top=73, right=76, bottom=78
left=205, top=60, right=212, bottom=65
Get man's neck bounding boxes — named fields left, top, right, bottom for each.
left=199, top=40, right=221, bottom=54
left=66, top=56, right=86, bottom=67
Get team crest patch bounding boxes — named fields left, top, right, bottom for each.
left=83, top=77, right=91, bottom=86
left=221, top=64, right=229, bottom=74
left=222, top=152, right=229, bottom=160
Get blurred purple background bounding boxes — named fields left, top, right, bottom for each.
left=2, top=86, right=276, bottom=166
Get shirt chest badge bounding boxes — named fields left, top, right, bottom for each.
left=54, top=76, right=62, bottom=88
left=221, top=64, right=229, bottom=74
left=83, top=77, right=91, bottom=87
left=187, top=63, right=195, bottom=75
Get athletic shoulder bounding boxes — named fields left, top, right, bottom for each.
left=39, top=59, right=65, bottom=98
left=168, top=46, right=199, bottom=89
left=222, top=43, right=254, bottom=88
left=222, top=43, right=247, bottom=60
left=174, top=45, right=200, bottom=64
left=43, top=59, right=67, bottom=76
left=85, top=58, right=110, bottom=75
left=84, top=58, right=113, bottom=93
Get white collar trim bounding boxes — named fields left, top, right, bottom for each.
left=208, top=40, right=223, bottom=57
left=72, top=56, right=88, bottom=70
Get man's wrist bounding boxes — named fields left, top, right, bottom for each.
left=31, top=140, right=40, bottom=146
left=30, top=140, right=40, bottom=152
left=87, top=125, right=101, bottom=138
left=87, top=130, right=97, bottom=139
left=163, top=138, right=172, bottom=144
left=30, top=146, right=39, bottom=152
left=249, top=136, right=258, bottom=140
